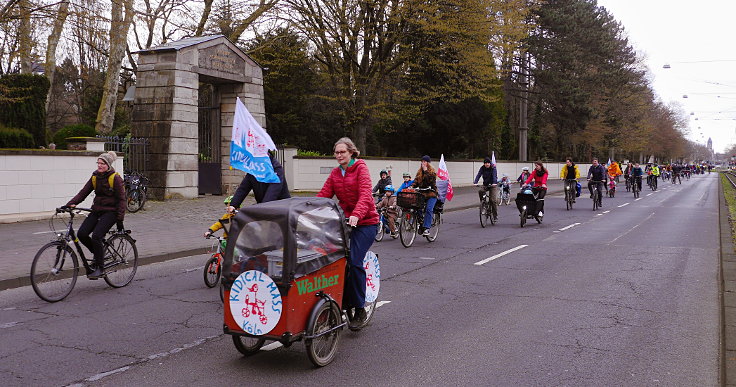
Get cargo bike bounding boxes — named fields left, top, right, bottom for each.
left=515, top=187, right=543, bottom=227
left=221, top=197, right=380, bottom=367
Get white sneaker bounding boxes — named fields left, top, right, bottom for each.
left=421, top=229, right=430, bottom=236
left=538, top=211, right=543, bottom=217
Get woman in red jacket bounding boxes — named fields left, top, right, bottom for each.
left=523, top=161, right=548, bottom=216
left=317, top=137, right=379, bottom=322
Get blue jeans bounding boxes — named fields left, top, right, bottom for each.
left=346, top=223, right=378, bottom=309
left=423, top=197, right=437, bottom=229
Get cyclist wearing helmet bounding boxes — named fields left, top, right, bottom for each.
left=372, top=169, right=393, bottom=197
left=397, top=172, right=414, bottom=192
left=517, top=166, right=531, bottom=187
left=376, top=185, right=399, bottom=237
left=474, top=156, right=498, bottom=221
left=205, top=196, right=238, bottom=239
left=227, top=152, right=290, bottom=213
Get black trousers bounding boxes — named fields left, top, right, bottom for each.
left=78, top=211, right=117, bottom=264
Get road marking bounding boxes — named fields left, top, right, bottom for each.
left=635, top=198, right=642, bottom=201
left=419, top=257, right=435, bottom=260
left=602, top=210, right=610, bottom=214
left=86, top=367, right=131, bottom=382
left=646, top=193, right=653, bottom=196
left=558, top=223, right=580, bottom=231
left=32, top=230, right=56, bottom=235
left=376, top=300, right=391, bottom=308
left=610, top=211, right=656, bottom=244
left=474, top=245, right=528, bottom=266
left=618, top=203, right=630, bottom=208
left=0, top=322, right=19, bottom=329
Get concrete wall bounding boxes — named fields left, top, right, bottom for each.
left=0, top=150, right=124, bottom=223
left=286, top=157, right=593, bottom=191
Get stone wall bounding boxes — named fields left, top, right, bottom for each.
left=0, top=150, right=124, bottom=222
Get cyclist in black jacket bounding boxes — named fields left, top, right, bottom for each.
left=587, top=158, right=607, bottom=205
left=227, top=152, right=290, bottom=213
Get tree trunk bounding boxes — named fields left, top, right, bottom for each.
left=95, top=0, right=134, bottom=134
left=44, top=0, right=71, bottom=119
left=352, top=119, right=370, bottom=156
left=194, top=0, right=214, bottom=36
left=17, top=0, right=32, bottom=73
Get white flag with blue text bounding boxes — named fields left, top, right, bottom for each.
left=230, top=97, right=280, bottom=183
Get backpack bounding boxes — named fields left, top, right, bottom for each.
left=91, top=173, right=119, bottom=191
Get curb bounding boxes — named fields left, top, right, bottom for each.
left=720, top=174, right=736, bottom=386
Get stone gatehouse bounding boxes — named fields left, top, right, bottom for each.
left=131, top=35, right=265, bottom=199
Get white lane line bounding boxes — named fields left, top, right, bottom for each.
left=610, top=212, right=656, bottom=244
left=376, top=301, right=391, bottom=308
left=602, top=210, right=610, bottom=214
left=419, top=257, right=435, bottom=260
left=635, top=198, right=642, bottom=201
left=474, top=245, right=528, bottom=266
left=32, top=230, right=56, bottom=235
left=618, top=203, right=630, bottom=208
left=596, top=213, right=603, bottom=216
left=558, top=223, right=581, bottom=231
left=646, top=193, right=653, bottom=196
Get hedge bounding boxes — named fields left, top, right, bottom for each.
left=53, top=124, right=97, bottom=150
left=0, top=74, right=50, bottom=147
left=0, top=125, right=35, bottom=148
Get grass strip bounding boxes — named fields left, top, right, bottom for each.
left=721, top=173, right=736, bottom=251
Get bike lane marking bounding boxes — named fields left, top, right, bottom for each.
left=602, top=210, right=610, bottom=214
left=646, top=193, right=653, bottom=196
left=474, top=245, right=528, bottom=266
left=635, top=198, right=643, bottom=201
left=618, top=203, right=630, bottom=208
left=558, top=223, right=581, bottom=231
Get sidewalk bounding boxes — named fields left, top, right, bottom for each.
left=0, top=180, right=567, bottom=290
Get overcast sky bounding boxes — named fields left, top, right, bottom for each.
left=596, top=0, right=736, bottom=153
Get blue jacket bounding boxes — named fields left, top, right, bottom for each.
left=474, top=165, right=497, bottom=186
left=397, top=180, right=414, bottom=192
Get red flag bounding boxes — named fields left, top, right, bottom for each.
left=438, top=154, right=454, bottom=201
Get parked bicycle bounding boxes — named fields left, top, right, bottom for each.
left=396, top=188, right=441, bottom=247
left=30, top=207, right=138, bottom=302
left=125, top=171, right=149, bottom=213
left=479, top=184, right=497, bottom=228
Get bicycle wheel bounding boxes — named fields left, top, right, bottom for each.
left=232, top=335, right=266, bottom=356
left=375, top=216, right=385, bottom=242
left=593, top=190, right=599, bottom=211
left=346, top=300, right=377, bottom=332
left=203, top=255, right=221, bottom=288
left=103, top=234, right=139, bottom=288
left=127, top=189, right=146, bottom=213
left=519, top=208, right=526, bottom=227
left=305, top=301, right=341, bottom=367
left=31, top=241, right=79, bottom=302
left=399, top=211, right=416, bottom=248
left=426, top=213, right=440, bottom=242
left=479, top=198, right=490, bottom=228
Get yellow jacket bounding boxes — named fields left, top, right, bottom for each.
left=560, top=164, right=580, bottom=179
left=208, top=212, right=235, bottom=238
left=608, top=162, right=622, bottom=177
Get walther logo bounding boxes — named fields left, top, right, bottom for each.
left=296, top=274, right=340, bottom=295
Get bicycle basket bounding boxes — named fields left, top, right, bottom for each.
left=397, top=191, right=425, bottom=209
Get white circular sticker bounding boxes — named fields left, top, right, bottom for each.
left=364, top=251, right=380, bottom=303
left=229, top=270, right=282, bottom=335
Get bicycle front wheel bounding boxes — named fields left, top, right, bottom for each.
left=375, top=217, right=385, bottom=242
left=593, top=191, right=599, bottom=211
left=127, top=189, right=146, bottom=213
left=203, top=255, right=221, bottom=288
left=305, top=301, right=342, bottom=367
left=479, top=199, right=490, bottom=228
left=426, top=212, right=441, bottom=242
left=103, top=234, right=139, bottom=288
left=31, top=241, right=79, bottom=302
left=399, top=211, right=417, bottom=248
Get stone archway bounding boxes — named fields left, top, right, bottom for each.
left=131, top=35, right=265, bottom=199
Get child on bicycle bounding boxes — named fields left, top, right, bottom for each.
left=376, top=185, right=399, bottom=237
left=499, top=174, right=511, bottom=202
left=204, top=196, right=238, bottom=247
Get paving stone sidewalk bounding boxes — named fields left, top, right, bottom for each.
left=0, top=180, right=567, bottom=290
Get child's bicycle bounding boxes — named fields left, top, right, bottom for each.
left=31, top=207, right=138, bottom=302
left=203, top=234, right=226, bottom=289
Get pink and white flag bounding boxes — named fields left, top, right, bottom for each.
left=437, top=154, right=454, bottom=201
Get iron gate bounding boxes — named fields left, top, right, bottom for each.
left=198, top=83, right=222, bottom=195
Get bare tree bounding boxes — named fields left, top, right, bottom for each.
left=17, top=0, right=32, bottom=73
left=95, top=0, right=134, bottom=134
left=44, top=0, right=71, bottom=115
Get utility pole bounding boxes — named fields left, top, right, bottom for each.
left=518, top=53, right=528, bottom=162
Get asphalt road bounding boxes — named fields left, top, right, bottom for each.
left=0, top=173, right=720, bottom=386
